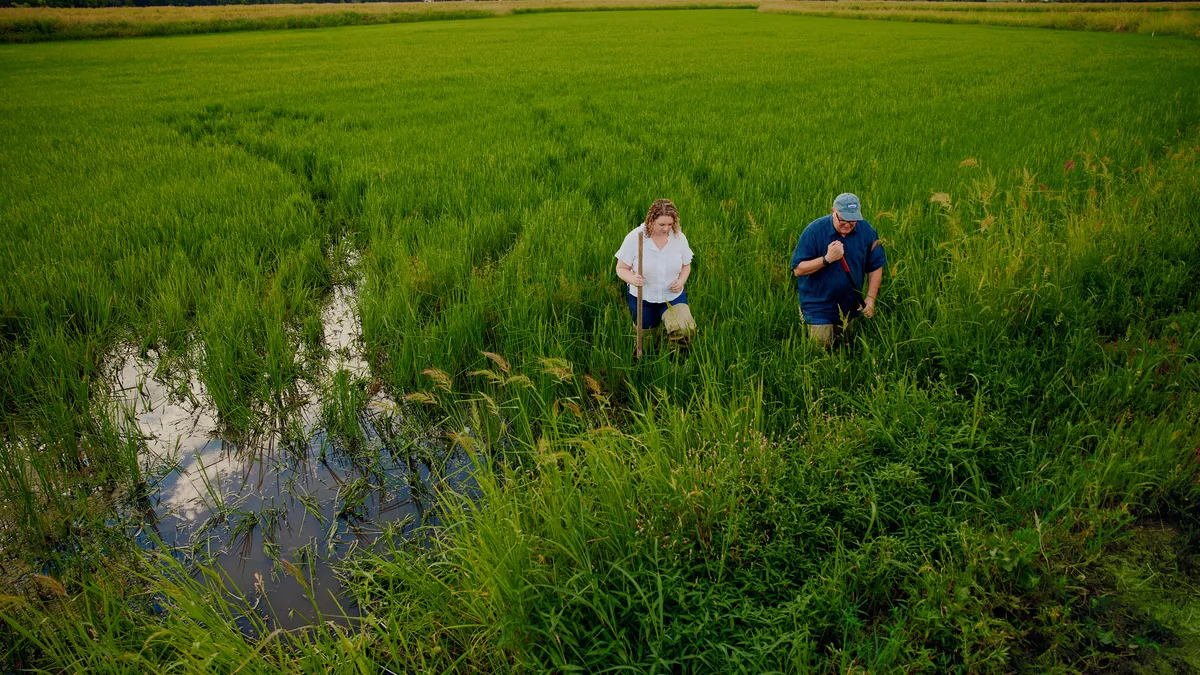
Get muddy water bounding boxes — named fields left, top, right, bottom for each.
left=109, top=284, right=472, bottom=630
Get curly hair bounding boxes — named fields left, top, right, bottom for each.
left=644, top=198, right=681, bottom=236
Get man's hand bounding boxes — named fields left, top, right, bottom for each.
left=826, top=240, right=845, bottom=263
left=862, top=297, right=876, bottom=318
left=669, top=278, right=684, bottom=294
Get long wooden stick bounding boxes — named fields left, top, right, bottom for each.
left=636, top=231, right=644, bottom=359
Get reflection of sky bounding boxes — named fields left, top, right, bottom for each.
left=323, top=285, right=370, bottom=380
left=106, top=285, right=472, bottom=630
left=112, top=349, right=241, bottom=523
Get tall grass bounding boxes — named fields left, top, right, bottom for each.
left=1, top=9, right=1198, bottom=672
left=0, top=8, right=497, bottom=43
left=762, top=2, right=1200, bottom=39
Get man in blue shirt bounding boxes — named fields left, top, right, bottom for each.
left=789, top=193, right=887, bottom=348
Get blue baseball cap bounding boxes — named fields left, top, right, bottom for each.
left=833, top=193, right=863, bottom=222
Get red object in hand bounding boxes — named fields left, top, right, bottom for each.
left=837, top=257, right=860, bottom=295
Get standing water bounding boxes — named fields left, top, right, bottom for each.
left=108, top=284, right=473, bottom=630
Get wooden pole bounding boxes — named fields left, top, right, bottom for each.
left=636, top=230, right=644, bottom=359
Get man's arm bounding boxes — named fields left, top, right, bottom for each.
left=793, top=256, right=827, bottom=277
left=794, top=239, right=843, bottom=277
left=861, top=236, right=887, bottom=317
left=862, top=267, right=883, bottom=318
left=791, top=229, right=837, bottom=277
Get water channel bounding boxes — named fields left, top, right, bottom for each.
left=108, top=284, right=473, bottom=629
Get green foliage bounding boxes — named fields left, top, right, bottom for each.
left=1, top=10, right=1198, bottom=674
left=320, top=368, right=367, bottom=451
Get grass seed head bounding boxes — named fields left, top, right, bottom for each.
left=470, top=369, right=506, bottom=385
left=422, top=367, right=452, bottom=392
left=584, top=374, right=604, bottom=397
left=404, top=391, right=438, bottom=405
left=481, top=351, right=511, bottom=375
left=538, top=357, right=573, bottom=382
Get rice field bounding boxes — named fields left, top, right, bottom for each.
left=2, top=7, right=1199, bottom=673
left=2, top=0, right=1199, bottom=42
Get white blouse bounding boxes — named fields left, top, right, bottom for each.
left=614, top=224, right=694, bottom=304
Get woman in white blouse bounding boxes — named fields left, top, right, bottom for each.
left=614, top=199, right=693, bottom=329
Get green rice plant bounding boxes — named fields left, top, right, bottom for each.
left=1, top=8, right=1199, bottom=673
left=335, top=476, right=372, bottom=523
left=319, top=368, right=367, bottom=454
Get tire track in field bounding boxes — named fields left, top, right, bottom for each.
left=528, top=98, right=735, bottom=225
left=529, top=99, right=652, bottom=223
left=166, top=103, right=368, bottom=250
left=163, top=104, right=375, bottom=416
left=166, top=104, right=533, bottom=345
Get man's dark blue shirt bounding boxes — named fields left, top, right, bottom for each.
left=789, top=215, right=887, bottom=325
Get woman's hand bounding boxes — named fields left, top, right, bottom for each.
left=668, top=278, right=684, bottom=294
left=616, top=261, right=644, bottom=287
